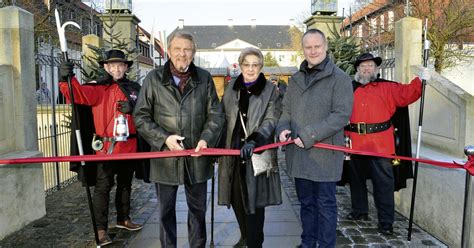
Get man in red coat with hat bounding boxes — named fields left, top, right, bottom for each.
left=59, top=49, right=143, bottom=246
left=345, top=53, right=430, bottom=235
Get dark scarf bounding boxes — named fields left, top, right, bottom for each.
left=170, top=62, right=192, bottom=93
left=230, top=73, right=267, bottom=149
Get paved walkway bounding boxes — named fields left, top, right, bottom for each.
left=128, top=174, right=302, bottom=248
left=0, top=153, right=448, bottom=247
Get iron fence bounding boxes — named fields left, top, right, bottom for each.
left=35, top=49, right=81, bottom=195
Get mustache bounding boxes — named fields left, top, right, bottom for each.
left=355, top=71, right=378, bottom=85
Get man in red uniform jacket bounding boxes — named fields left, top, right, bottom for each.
left=345, top=53, right=430, bottom=235
left=59, top=50, right=143, bottom=246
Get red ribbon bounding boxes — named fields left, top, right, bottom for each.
left=1, top=140, right=473, bottom=176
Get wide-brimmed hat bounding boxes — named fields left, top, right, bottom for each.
left=98, top=49, right=133, bottom=67
left=354, top=53, right=382, bottom=68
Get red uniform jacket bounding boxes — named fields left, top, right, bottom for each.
left=60, top=77, right=138, bottom=155
left=346, top=77, right=422, bottom=155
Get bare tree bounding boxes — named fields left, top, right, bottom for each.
left=1, top=0, right=85, bottom=49
left=288, top=10, right=309, bottom=63
left=411, top=0, right=474, bottom=72
left=288, top=26, right=304, bottom=63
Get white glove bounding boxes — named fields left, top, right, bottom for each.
left=420, top=68, right=431, bottom=81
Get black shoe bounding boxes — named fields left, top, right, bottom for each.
left=233, top=237, right=247, bottom=247
left=346, top=212, right=369, bottom=221
left=378, top=223, right=394, bottom=235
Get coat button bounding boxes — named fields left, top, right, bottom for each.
left=242, top=113, right=247, bottom=117
left=241, top=138, right=245, bottom=142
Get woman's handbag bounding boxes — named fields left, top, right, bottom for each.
left=239, top=112, right=274, bottom=177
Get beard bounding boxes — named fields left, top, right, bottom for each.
left=354, top=71, right=378, bottom=85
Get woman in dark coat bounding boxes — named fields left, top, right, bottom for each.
left=218, top=47, right=282, bottom=248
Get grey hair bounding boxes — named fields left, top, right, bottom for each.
left=238, top=47, right=264, bottom=66
left=301, top=28, right=327, bottom=46
left=167, top=30, right=197, bottom=52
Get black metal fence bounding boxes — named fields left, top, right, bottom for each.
left=35, top=49, right=81, bottom=195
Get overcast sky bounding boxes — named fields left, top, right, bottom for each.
left=132, top=0, right=355, bottom=37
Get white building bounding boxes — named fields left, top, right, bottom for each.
left=170, top=21, right=299, bottom=68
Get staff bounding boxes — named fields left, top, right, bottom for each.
left=407, top=18, right=430, bottom=241
left=54, top=9, right=100, bottom=246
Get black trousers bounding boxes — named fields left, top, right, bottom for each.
left=231, top=164, right=265, bottom=248
left=93, top=161, right=135, bottom=230
left=156, top=177, right=208, bottom=248
left=348, top=156, right=395, bottom=225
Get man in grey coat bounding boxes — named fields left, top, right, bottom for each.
left=133, top=31, right=225, bottom=247
left=276, top=29, right=353, bottom=248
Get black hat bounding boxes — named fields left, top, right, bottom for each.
left=354, top=53, right=382, bottom=68
left=98, top=49, right=133, bottom=67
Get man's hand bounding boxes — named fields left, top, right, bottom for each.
left=279, top=130, right=292, bottom=142
left=117, top=100, right=132, bottom=114
left=419, top=68, right=431, bottom=81
left=59, top=62, right=74, bottom=82
left=294, top=137, right=305, bottom=149
left=165, top=135, right=185, bottom=151
left=193, top=140, right=208, bottom=155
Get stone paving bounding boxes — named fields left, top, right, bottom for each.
left=0, top=152, right=448, bottom=247
left=0, top=179, right=157, bottom=248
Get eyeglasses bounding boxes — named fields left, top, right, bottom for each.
left=241, top=63, right=261, bottom=69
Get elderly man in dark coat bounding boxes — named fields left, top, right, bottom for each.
left=276, top=29, right=353, bottom=248
left=133, top=31, right=225, bottom=247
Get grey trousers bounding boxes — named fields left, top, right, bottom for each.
left=156, top=179, right=208, bottom=248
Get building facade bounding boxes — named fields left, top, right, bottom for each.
left=341, top=0, right=406, bottom=80
left=170, top=21, right=299, bottom=68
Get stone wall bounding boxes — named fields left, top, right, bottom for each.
left=393, top=17, right=474, bottom=247
left=0, top=6, right=45, bottom=239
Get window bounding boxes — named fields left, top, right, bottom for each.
left=370, top=18, right=377, bottom=35
left=276, top=43, right=281, bottom=47
left=380, top=15, right=385, bottom=32
left=257, top=43, right=262, bottom=47
left=358, top=25, right=363, bottom=38
left=211, top=43, right=216, bottom=48
left=82, top=22, right=90, bottom=35
left=96, top=23, right=101, bottom=36
left=69, top=10, right=75, bottom=20
left=388, top=11, right=394, bottom=31
left=278, top=55, right=284, bottom=61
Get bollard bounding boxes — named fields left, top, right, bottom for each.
left=461, top=145, right=473, bottom=248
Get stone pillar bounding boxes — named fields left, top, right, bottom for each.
left=0, top=6, right=45, bottom=239
left=394, top=17, right=422, bottom=84
left=304, top=15, right=343, bottom=39
left=99, top=13, right=140, bottom=50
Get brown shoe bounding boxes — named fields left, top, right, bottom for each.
left=116, top=220, right=143, bottom=231
left=97, top=229, right=112, bottom=246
